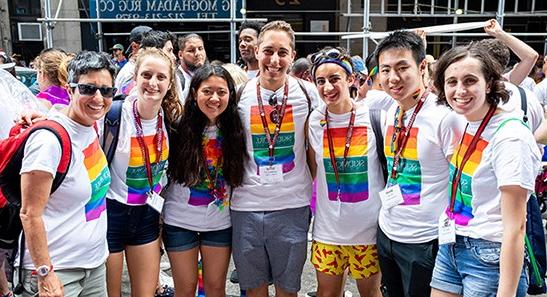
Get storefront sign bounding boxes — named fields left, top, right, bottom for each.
left=89, top=0, right=242, bottom=19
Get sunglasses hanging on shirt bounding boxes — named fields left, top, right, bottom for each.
left=269, top=94, right=280, bottom=124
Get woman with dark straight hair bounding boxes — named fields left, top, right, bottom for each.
left=163, top=64, right=247, bottom=297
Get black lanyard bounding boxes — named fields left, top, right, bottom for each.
left=132, top=100, right=163, bottom=195
left=449, top=104, right=497, bottom=212
left=325, top=106, right=356, bottom=200
left=256, top=80, right=289, bottom=165
left=389, top=91, right=429, bottom=180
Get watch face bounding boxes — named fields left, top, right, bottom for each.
left=37, top=266, right=50, bottom=276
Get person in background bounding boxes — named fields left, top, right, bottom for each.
left=34, top=48, right=72, bottom=108
left=115, top=25, right=153, bottom=91
left=238, top=21, right=263, bottom=80
left=356, top=54, right=393, bottom=111
left=120, top=30, right=178, bottom=97
left=222, top=63, right=249, bottom=86
left=290, top=58, right=312, bottom=81
left=110, top=44, right=128, bottom=70
left=479, top=19, right=539, bottom=89
left=0, top=51, right=16, bottom=77
left=176, top=33, right=208, bottom=103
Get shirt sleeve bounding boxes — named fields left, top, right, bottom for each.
left=20, top=129, right=63, bottom=177
left=491, top=123, right=539, bottom=192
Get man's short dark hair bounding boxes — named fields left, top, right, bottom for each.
left=374, top=31, right=425, bottom=66
left=140, top=30, right=176, bottom=50
left=239, top=21, right=264, bottom=36
left=177, top=33, right=204, bottom=51
left=291, top=57, right=311, bottom=74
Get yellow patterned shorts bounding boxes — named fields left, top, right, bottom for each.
left=311, top=240, right=380, bottom=279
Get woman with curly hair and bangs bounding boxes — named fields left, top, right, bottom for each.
left=430, top=45, right=541, bottom=297
left=163, top=64, right=247, bottom=297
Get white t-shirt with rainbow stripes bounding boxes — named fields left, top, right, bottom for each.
left=445, top=112, right=541, bottom=243
left=378, top=93, right=462, bottom=244
left=19, top=109, right=110, bottom=269
left=308, top=104, right=384, bottom=245
left=231, top=76, right=320, bottom=211
left=106, top=97, right=169, bottom=206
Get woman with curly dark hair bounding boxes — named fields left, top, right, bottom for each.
left=430, top=45, right=541, bottom=297
left=163, top=64, right=247, bottom=297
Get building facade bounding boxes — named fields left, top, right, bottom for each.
left=0, top=0, right=546, bottom=65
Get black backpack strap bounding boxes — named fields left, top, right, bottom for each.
left=236, top=80, right=250, bottom=103
left=102, top=96, right=125, bottom=166
left=370, top=109, right=388, bottom=183
left=296, top=78, right=312, bottom=115
left=11, top=232, right=25, bottom=294
left=517, top=86, right=528, bottom=124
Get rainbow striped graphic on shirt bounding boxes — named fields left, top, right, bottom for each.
left=188, top=137, right=227, bottom=208
left=322, top=126, right=369, bottom=203
left=126, top=133, right=169, bottom=204
left=446, top=132, right=488, bottom=226
left=384, top=126, right=422, bottom=205
left=83, top=139, right=111, bottom=222
left=250, top=105, right=296, bottom=174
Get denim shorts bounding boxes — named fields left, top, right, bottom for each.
left=431, top=235, right=528, bottom=297
left=162, top=224, right=232, bottom=252
left=106, top=199, right=160, bottom=253
left=231, top=206, right=311, bottom=293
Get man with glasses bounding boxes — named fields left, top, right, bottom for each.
left=374, top=31, right=462, bottom=297
left=231, top=20, right=319, bottom=297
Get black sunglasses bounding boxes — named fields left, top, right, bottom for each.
left=70, top=83, right=117, bottom=98
left=268, top=94, right=280, bottom=124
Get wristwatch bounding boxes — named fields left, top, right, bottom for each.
left=33, top=265, right=53, bottom=277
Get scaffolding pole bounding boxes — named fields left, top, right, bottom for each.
left=497, top=0, right=505, bottom=27
left=230, top=0, right=237, bottom=63
left=452, top=0, right=459, bottom=47
left=95, top=0, right=103, bottom=52
left=363, top=0, right=370, bottom=57
left=44, top=0, right=53, bottom=48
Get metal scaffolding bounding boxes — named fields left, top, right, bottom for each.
left=346, top=0, right=547, bottom=57
left=38, top=0, right=547, bottom=59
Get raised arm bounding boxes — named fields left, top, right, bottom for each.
left=484, top=19, right=539, bottom=85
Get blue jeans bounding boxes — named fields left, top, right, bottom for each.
left=431, top=235, right=528, bottom=297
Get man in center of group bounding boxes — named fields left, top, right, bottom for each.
left=231, top=20, right=320, bottom=297
left=374, top=31, right=462, bottom=297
